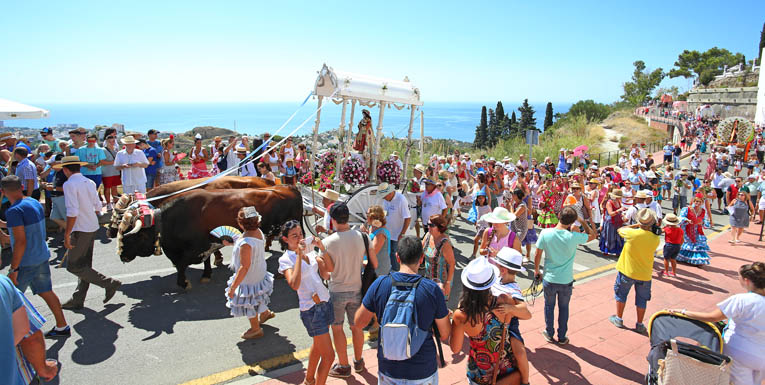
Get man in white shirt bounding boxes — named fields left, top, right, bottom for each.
left=58, top=156, right=121, bottom=309
left=113, top=136, right=149, bottom=194
left=235, top=145, right=257, bottom=177
left=420, top=179, right=447, bottom=226
left=224, top=135, right=240, bottom=171
left=643, top=190, right=663, bottom=220
left=390, top=152, right=403, bottom=172
left=378, top=183, right=411, bottom=272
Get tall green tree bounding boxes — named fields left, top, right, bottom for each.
left=508, top=111, right=518, bottom=137
left=487, top=108, right=500, bottom=147
left=668, top=47, right=744, bottom=85
left=543, top=102, right=554, bottom=131
left=474, top=106, right=488, bottom=148
left=496, top=101, right=505, bottom=126
left=518, top=99, right=537, bottom=131
left=566, top=99, right=612, bottom=121
left=758, top=22, right=765, bottom=65
left=621, top=60, right=665, bottom=106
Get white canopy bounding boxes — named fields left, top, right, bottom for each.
left=313, top=64, right=423, bottom=106
left=0, top=98, right=50, bottom=120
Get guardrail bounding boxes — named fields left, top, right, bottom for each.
left=588, top=140, right=668, bottom=166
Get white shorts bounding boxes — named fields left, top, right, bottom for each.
left=759, top=196, right=765, bottom=211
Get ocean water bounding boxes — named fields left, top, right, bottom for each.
left=4, top=101, right=570, bottom=142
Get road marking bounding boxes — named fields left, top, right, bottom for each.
left=52, top=267, right=177, bottom=290
left=184, top=223, right=735, bottom=385
left=573, top=263, right=589, bottom=272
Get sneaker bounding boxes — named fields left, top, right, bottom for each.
left=635, top=323, right=648, bottom=334
left=104, top=281, right=122, bottom=304
left=670, top=271, right=677, bottom=277
left=61, top=299, right=84, bottom=310
left=609, top=315, right=624, bottom=328
left=353, top=358, right=365, bottom=373
left=541, top=330, right=554, bottom=343
left=557, top=336, right=569, bottom=345
left=328, top=363, right=352, bottom=378
left=45, top=326, right=71, bottom=338
left=662, top=271, right=669, bottom=277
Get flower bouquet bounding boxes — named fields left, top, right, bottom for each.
left=377, top=159, right=401, bottom=185
left=340, top=157, right=368, bottom=186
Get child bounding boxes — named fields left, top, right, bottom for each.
left=277, top=220, right=335, bottom=385
left=468, top=190, right=491, bottom=258
left=491, top=247, right=531, bottom=385
left=283, top=157, right=297, bottom=185
left=226, top=206, right=275, bottom=339
left=661, top=213, right=683, bottom=277
left=734, top=157, right=742, bottom=177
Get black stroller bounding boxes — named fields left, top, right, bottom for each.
left=646, top=311, right=732, bottom=385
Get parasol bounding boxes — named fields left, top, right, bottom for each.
left=573, top=145, right=589, bottom=157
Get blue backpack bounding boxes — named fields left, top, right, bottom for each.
left=380, top=275, right=429, bottom=361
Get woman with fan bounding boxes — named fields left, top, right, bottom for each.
left=225, top=206, right=275, bottom=340
left=677, top=193, right=711, bottom=266
left=188, top=135, right=211, bottom=179
left=277, top=220, right=335, bottom=385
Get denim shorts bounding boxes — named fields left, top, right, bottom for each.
left=16, top=261, right=53, bottom=295
left=299, top=301, right=334, bottom=337
left=379, top=370, right=438, bottom=385
left=330, top=291, right=361, bottom=326
left=663, top=243, right=681, bottom=260
left=614, top=271, right=651, bottom=308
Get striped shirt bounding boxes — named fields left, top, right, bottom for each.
left=14, top=158, right=39, bottom=191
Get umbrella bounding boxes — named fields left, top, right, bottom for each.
left=573, top=145, right=589, bottom=157
left=0, top=98, right=50, bottom=120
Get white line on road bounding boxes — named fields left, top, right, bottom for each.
left=573, top=263, right=589, bottom=272
left=52, top=267, right=178, bottom=289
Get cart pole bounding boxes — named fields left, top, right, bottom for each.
left=334, top=99, right=348, bottom=189
left=311, top=96, right=323, bottom=186
left=371, top=102, right=386, bottom=182
left=419, top=110, right=425, bottom=164
left=403, top=105, right=416, bottom=183
left=347, top=100, right=357, bottom=159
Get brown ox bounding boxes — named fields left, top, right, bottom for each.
left=116, top=185, right=303, bottom=289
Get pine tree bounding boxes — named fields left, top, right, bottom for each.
left=543, top=102, right=554, bottom=131
left=518, top=99, right=537, bottom=131
left=508, top=111, right=518, bottom=137
left=474, top=106, right=488, bottom=148
left=487, top=108, right=498, bottom=147
left=496, top=101, right=505, bottom=126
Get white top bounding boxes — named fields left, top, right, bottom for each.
left=63, top=173, right=102, bottom=233
left=226, top=147, right=239, bottom=171
left=717, top=292, right=765, bottom=365
left=114, top=149, right=149, bottom=187
left=278, top=250, right=330, bottom=311
left=281, top=146, right=295, bottom=168
left=382, top=191, right=411, bottom=239
left=239, top=162, right=257, bottom=177
left=394, top=158, right=403, bottom=171
left=420, top=190, right=447, bottom=225
left=231, top=236, right=268, bottom=285
left=646, top=200, right=663, bottom=219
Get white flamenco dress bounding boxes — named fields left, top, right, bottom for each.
left=225, top=236, right=274, bottom=317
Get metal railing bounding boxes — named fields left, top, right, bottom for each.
left=588, top=139, right=668, bottom=167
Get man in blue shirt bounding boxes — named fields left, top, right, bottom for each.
left=13, top=147, right=40, bottom=200
left=147, top=129, right=164, bottom=169
left=662, top=142, right=673, bottom=164
left=0, top=275, right=58, bottom=384
left=138, top=139, right=159, bottom=190
left=355, top=236, right=450, bottom=384
left=1, top=175, right=70, bottom=338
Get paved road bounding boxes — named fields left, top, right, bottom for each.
left=13, top=153, right=734, bottom=385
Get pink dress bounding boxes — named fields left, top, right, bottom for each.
left=188, top=147, right=211, bottom=179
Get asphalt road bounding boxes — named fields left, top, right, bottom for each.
left=11, top=153, right=736, bottom=385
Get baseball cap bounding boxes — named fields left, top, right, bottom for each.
left=329, top=202, right=350, bottom=221
left=148, top=129, right=160, bottom=135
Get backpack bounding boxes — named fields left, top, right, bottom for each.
left=380, top=275, right=430, bottom=361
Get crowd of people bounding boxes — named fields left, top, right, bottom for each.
left=2, top=119, right=765, bottom=385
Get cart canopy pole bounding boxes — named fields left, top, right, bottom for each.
left=419, top=110, right=425, bottom=164
left=334, top=98, right=348, bottom=188
left=311, top=96, right=323, bottom=184
left=403, top=105, right=416, bottom=182
left=371, top=102, right=386, bottom=182
left=347, top=100, right=357, bottom=160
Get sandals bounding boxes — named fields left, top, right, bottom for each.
left=241, top=328, right=264, bottom=339
left=260, top=310, right=275, bottom=324
left=303, top=379, right=316, bottom=385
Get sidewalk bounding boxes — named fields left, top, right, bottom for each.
left=248, top=220, right=760, bottom=384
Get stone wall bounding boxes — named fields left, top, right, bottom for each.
left=687, top=86, right=758, bottom=120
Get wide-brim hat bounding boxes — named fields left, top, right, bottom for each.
left=284, top=156, right=294, bottom=163
left=461, top=257, right=500, bottom=291
left=570, top=182, right=582, bottom=189
left=589, top=178, right=601, bottom=184
left=0, top=132, right=15, bottom=143
left=121, top=136, right=137, bottom=145
left=377, top=182, right=394, bottom=196
left=610, top=189, right=623, bottom=199
left=662, top=213, right=680, bottom=227
left=638, top=208, right=656, bottom=226
left=495, top=247, right=526, bottom=273
left=480, top=207, right=516, bottom=224
left=362, top=109, right=371, bottom=117
left=319, top=189, right=340, bottom=201
left=391, top=151, right=399, bottom=157
left=502, top=156, right=511, bottom=162
left=635, top=190, right=649, bottom=199
left=723, top=172, right=732, bottom=178
left=612, top=166, right=622, bottom=173
left=52, top=155, right=88, bottom=170
left=414, top=164, right=426, bottom=174
left=235, top=144, right=248, bottom=154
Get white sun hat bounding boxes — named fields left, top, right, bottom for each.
left=480, top=207, right=516, bottom=224
left=461, top=257, right=500, bottom=291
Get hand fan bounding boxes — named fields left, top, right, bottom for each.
left=210, top=226, right=242, bottom=243
left=173, top=153, right=187, bottom=163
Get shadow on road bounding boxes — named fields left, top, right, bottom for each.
left=70, top=303, right=125, bottom=365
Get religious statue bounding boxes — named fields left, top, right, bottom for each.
left=353, top=109, right=373, bottom=152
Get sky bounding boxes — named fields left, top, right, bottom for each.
left=1, top=0, right=763, bottom=105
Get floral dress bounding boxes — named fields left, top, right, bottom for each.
left=466, top=302, right=519, bottom=385
left=677, top=206, right=710, bottom=265
left=599, top=199, right=624, bottom=255
left=537, top=188, right=561, bottom=228
left=225, top=236, right=274, bottom=317
left=423, top=233, right=450, bottom=294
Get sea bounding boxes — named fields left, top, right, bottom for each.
left=3, top=102, right=570, bottom=143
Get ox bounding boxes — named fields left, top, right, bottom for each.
left=116, top=185, right=302, bottom=289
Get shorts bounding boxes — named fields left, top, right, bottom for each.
left=299, top=301, right=334, bottom=337
left=759, top=196, right=765, bottom=211
left=715, top=188, right=724, bottom=199
left=330, top=291, right=361, bottom=326
left=84, top=174, right=102, bottom=188
left=146, top=173, right=156, bottom=189
left=16, top=261, right=53, bottom=295
left=614, top=271, right=651, bottom=308
left=663, top=243, right=681, bottom=260
left=672, top=195, right=687, bottom=210
left=103, top=175, right=122, bottom=188
left=50, top=195, right=67, bottom=220
left=379, top=371, right=438, bottom=385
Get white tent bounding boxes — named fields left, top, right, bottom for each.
left=755, top=47, right=765, bottom=127
left=0, top=98, right=50, bottom=120
left=312, top=64, right=423, bottom=185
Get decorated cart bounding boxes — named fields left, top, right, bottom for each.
left=715, top=117, right=756, bottom=160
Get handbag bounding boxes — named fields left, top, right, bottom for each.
left=360, top=232, right=377, bottom=297
left=657, top=339, right=731, bottom=385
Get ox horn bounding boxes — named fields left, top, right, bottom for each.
left=125, top=219, right=143, bottom=235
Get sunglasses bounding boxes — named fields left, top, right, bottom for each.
left=427, top=223, right=437, bottom=228
left=107, top=136, right=116, bottom=139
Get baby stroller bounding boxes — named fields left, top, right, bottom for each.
left=646, top=311, right=731, bottom=385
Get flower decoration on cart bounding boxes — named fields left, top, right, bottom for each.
left=340, top=157, right=368, bottom=186
left=376, top=159, right=401, bottom=186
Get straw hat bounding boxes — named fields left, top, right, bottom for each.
left=502, top=156, right=511, bottom=162
left=52, top=155, right=88, bottom=170
left=495, top=247, right=525, bottom=273
left=589, top=178, right=601, bottom=184
left=480, top=207, right=516, bottom=224
left=461, top=257, right=500, bottom=291
left=723, top=172, right=733, bottom=178
left=235, top=144, right=248, bottom=154
left=0, top=132, right=14, bottom=143
left=377, top=183, right=395, bottom=197
left=634, top=190, right=649, bottom=199
left=414, top=164, right=426, bottom=174
left=612, top=166, right=622, bottom=173
left=319, top=189, right=340, bottom=201
left=121, top=136, right=137, bottom=145
left=285, top=156, right=294, bottom=163
left=637, top=208, right=656, bottom=226
left=609, top=189, right=623, bottom=199
left=391, top=151, right=399, bottom=157
left=662, top=213, right=680, bottom=227
left=570, top=182, right=582, bottom=189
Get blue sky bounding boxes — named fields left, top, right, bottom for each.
left=1, top=0, right=763, bottom=104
